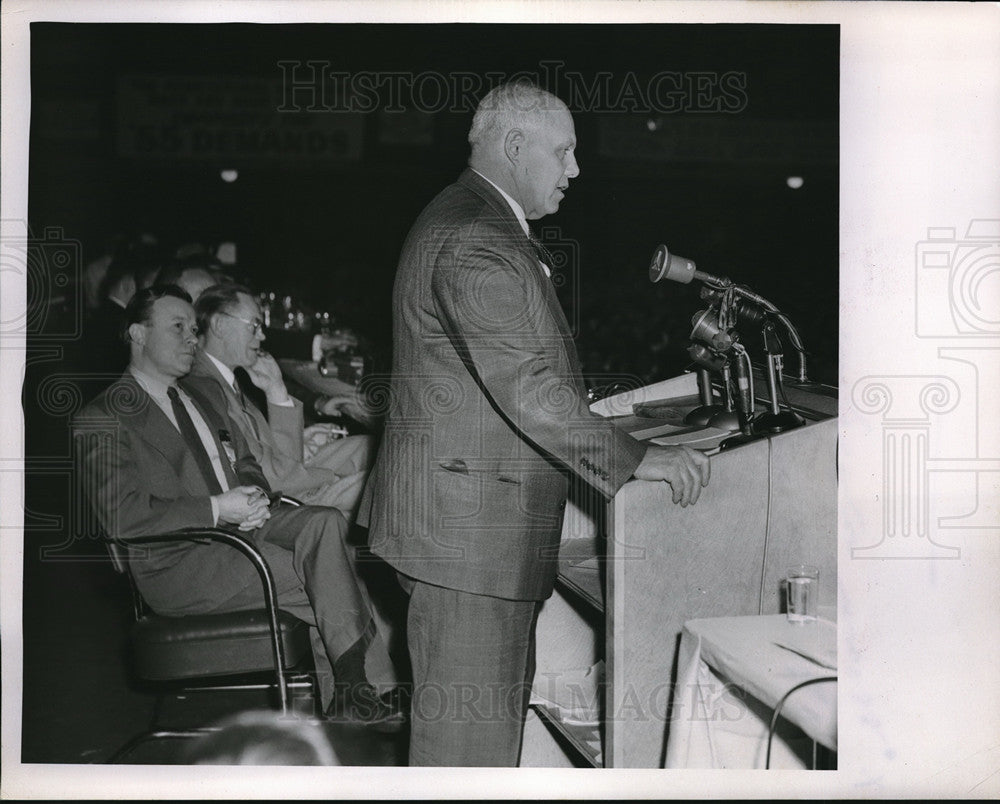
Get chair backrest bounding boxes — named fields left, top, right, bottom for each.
left=102, top=536, right=148, bottom=620
left=105, top=537, right=129, bottom=575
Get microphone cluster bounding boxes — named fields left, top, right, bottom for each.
left=646, top=242, right=809, bottom=444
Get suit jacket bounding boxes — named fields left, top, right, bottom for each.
left=73, top=371, right=271, bottom=613
left=362, top=168, right=647, bottom=601
left=186, top=350, right=339, bottom=497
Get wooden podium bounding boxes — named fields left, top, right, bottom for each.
left=524, top=371, right=838, bottom=768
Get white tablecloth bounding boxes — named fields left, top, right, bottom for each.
left=665, top=614, right=837, bottom=769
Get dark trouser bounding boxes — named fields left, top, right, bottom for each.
left=400, top=575, right=541, bottom=767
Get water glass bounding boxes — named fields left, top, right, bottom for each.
left=786, top=564, right=819, bottom=624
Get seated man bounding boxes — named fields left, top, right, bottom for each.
left=73, top=285, right=402, bottom=728
left=189, top=283, right=373, bottom=520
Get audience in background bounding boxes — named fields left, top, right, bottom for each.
left=71, top=227, right=694, bottom=411
left=81, top=230, right=160, bottom=313
left=156, top=254, right=229, bottom=303
left=78, top=232, right=166, bottom=382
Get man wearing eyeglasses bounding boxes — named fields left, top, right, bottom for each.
left=188, top=283, right=373, bottom=519
left=73, top=284, right=404, bottom=728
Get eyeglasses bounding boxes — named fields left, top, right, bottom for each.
left=221, top=312, right=264, bottom=336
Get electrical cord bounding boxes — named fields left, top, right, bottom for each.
left=777, top=370, right=794, bottom=411
left=765, top=675, right=838, bottom=769
left=732, top=343, right=755, bottom=409
left=757, top=437, right=774, bottom=615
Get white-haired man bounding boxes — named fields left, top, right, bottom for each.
left=360, top=81, right=711, bottom=766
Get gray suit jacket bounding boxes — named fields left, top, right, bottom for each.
left=362, top=169, right=647, bottom=601
left=73, top=372, right=272, bottom=613
left=186, top=350, right=339, bottom=497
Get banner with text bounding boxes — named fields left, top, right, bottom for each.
left=116, top=74, right=363, bottom=162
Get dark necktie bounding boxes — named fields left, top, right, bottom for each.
left=167, top=385, right=223, bottom=494
left=234, top=366, right=267, bottom=420
left=527, top=229, right=555, bottom=275
left=232, top=377, right=261, bottom=440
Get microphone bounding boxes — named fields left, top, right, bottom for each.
left=700, top=287, right=769, bottom=328
left=648, top=244, right=726, bottom=286
left=731, top=350, right=756, bottom=436
left=689, top=309, right=733, bottom=351
left=648, top=244, right=780, bottom=316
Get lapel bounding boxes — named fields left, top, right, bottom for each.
left=115, top=373, right=184, bottom=464
left=191, top=350, right=271, bottom=456
left=113, top=373, right=221, bottom=496
left=183, top=386, right=240, bottom=489
left=235, top=381, right=270, bottom=445
left=457, top=169, right=585, bottom=389
left=234, top=366, right=268, bottom=419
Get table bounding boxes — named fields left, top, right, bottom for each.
left=277, top=358, right=358, bottom=398
left=277, top=358, right=380, bottom=430
left=664, top=614, right=837, bottom=769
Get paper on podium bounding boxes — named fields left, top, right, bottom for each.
left=649, top=427, right=732, bottom=451
left=603, top=412, right=732, bottom=449
left=589, top=372, right=698, bottom=418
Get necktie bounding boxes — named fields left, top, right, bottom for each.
left=232, top=377, right=261, bottom=440
left=167, top=386, right=223, bottom=494
left=527, top=230, right=555, bottom=277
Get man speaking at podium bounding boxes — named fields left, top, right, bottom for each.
left=360, top=80, right=711, bottom=766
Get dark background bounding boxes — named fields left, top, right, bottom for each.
left=27, top=22, right=838, bottom=387
left=20, top=22, right=837, bottom=762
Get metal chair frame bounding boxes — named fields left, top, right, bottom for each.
left=105, top=497, right=316, bottom=763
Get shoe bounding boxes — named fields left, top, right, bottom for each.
left=325, top=683, right=407, bottom=733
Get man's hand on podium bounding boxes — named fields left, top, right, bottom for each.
left=634, top=444, right=711, bottom=507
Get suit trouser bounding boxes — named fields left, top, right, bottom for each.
left=295, top=435, right=374, bottom=520
left=146, top=504, right=395, bottom=710
left=401, top=576, right=541, bottom=767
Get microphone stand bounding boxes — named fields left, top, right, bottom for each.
left=719, top=321, right=804, bottom=450
left=684, top=366, right=727, bottom=426
left=753, top=322, right=805, bottom=434
left=707, top=362, right=741, bottom=430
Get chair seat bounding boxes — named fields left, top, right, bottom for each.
left=131, top=608, right=312, bottom=681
